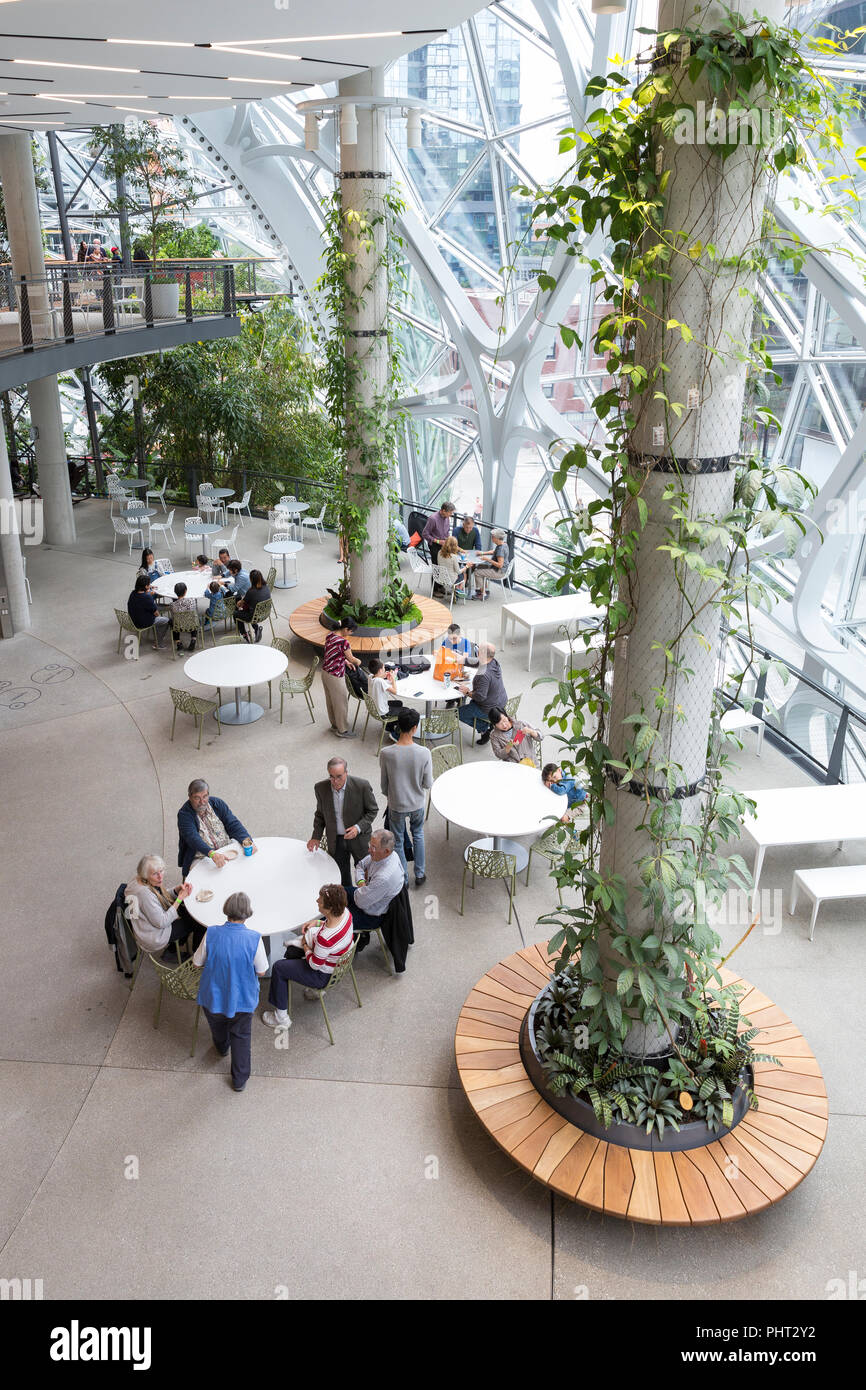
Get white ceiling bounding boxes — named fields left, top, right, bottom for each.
left=0, top=0, right=486, bottom=129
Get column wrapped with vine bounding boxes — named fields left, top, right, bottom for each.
left=316, top=182, right=420, bottom=627
left=519, top=4, right=859, bottom=1131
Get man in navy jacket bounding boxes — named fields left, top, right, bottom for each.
left=177, top=779, right=255, bottom=876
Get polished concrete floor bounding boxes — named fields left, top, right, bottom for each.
left=0, top=500, right=862, bottom=1300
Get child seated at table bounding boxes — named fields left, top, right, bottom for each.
left=542, top=763, right=588, bottom=819
left=369, top=658, right=403, bottom=722
left=441, top=622, right=474, bottom=660
left=193, top=554, right=211, bottom=573
left=202, top=581, right=226, bottom=630
left=170, top=581, right=198, bottom=652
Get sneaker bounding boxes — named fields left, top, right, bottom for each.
left=477, top=730, right=491, bottom=745
left=214, top=1044, right=230, bottom=1057
left=254, top=625, right=263, bottom=643
left=262, top=1010, right=291, bottom=1030
left=232, top=1081, right=246, bottom=1092
left=336, top=729, right=357, bottom=739
left=414, top=874, right=427, bottom=887
left=303, top=988, right=320, bottom=1002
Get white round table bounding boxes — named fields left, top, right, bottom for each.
left=430, top=762, right=562, bottom=872
left=185, top=521, right=223, bottom=547
left=184, top=643, right=287, bottom=725
left=184, top=836, right=341, bottom=967
left=118, top=477, right=149, bottom=489
left=394, top=667, right=473, bottom=740
left=209, top=487, right=234, bottom=500
left=264, top=538, right=304, bottom=589
left=151, top=568, right=215, bottom=600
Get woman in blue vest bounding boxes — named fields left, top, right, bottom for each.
left=192, top=892, right=268, bottom=1092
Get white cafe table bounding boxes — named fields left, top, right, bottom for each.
left=151, top=568, right=215, bottom=601
left=500, top=593, right=603, bottom=669
left=394, top=666, right=474, bottom=720
left=184, top=643, right=287, bottom=725
left=184, top=836, right=341, bottom=967
left=744, top=782, right=866, bottom=887
left=430, top=761, right=562, bottom=873
left=276, top=500, right=309, bottom=540
left=264, top=538, right=304, bottom=588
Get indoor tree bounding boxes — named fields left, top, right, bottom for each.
left=91, top=122, right=203, bottom=269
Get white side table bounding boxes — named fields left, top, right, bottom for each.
left=264, top=538, right=304, bottom=589
left=184, top=644, right=287, bottom=725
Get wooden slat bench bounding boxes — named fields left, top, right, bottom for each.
left=456, top=946, right=827, bottom=1225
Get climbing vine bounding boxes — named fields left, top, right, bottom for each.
left=518, top=8, right=862, bottom=1073
left=315, top=183, right=418, bottom=627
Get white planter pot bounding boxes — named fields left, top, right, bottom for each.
left=150, top=282, right=179, bottom=321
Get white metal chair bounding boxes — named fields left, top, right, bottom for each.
left=149, top=509, right=176, bottom=547
left=112, top=516, right=145, bottom=554
left=267, top=509, right=286, bottom=543
left=107, top=476, right=131, bottom=517
left=197, top=493, right=224, bottom=525
left=184, top=516, right=205, bottom=560
left=430, top=563, right=466, bottom=610
left=300, top=502, right=326, bottom=543
left=209, top=524, right=239, bottom=559
left=146, top=477, right=168, bottom=512
left=226, top=488, right=252, bottom=525
left=408, top=547, right=432, bottom=582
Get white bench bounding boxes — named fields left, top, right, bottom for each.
left=501, top=594, right=602, bottom=670
left=721, top=706, right=764, bottom=755
left=790, top=864, right=866, bottom=941
left=549, top=632, right=605, bottom=675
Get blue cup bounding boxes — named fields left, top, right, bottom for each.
left=243, top=844, right=253, bottom=857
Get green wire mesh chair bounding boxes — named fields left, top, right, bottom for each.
left=280, top=655, right=319, bottom=724
left=460, top=845, right=518, bottom=925
left=169, top=686, right=222, bottom=750
left=148, top=955, right=203, bottom=1056
left=360, top=689, right=401, bottom=752
left=525, top=822, right=570, bottom=901
left=427, top=742, right=462, bottom=837
left=287, top=941, right=362, bottom=1045
left=264, top=565, right=277, bottom=590
left=221, top=593, right=237, bottom=631
left=249, top=597, right=277, bottom=642
left=505, top=693, right=522, bottom=721
left=419, top=706, right=463, bottom=754
left=115, top=607, right=157, bottom=655
left=169, top=609, right=203, bottom=659
left=344, top=672, right=363, bottom=731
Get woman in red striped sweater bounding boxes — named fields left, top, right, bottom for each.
left=262, top=883, right=353, bottom=1030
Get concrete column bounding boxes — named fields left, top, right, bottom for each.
left=0, top=421, right=31, bottom=631
left=339, top=70, right=392, bottom=608
left=597, top=0, right=786, bottom=1054
left=0, top=131, right=75, bottom=545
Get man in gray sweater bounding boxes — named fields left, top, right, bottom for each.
left=379, top=707, right=433, bottom=887
left=457, top=641, right=508, bottom=745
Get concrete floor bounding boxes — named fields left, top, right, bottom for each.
left=0, top=499, right=862, bottom=1300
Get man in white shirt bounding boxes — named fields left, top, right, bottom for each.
left=307, top=758, right=378, bottom=888
left=346, top=830, right=404, bottom=950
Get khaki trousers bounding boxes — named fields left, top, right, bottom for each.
left=321, top=669, right=349, bottom=733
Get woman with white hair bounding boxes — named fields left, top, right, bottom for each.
left=472, top=528, right=508, bottom=600
left=124, top=854, right=199, bottom=961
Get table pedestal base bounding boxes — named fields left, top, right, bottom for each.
left=217, top=692, right=265, bottom=725
left=468, top=836, right=529, bottom=874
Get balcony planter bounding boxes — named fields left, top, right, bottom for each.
left=150, top=281, right=179, bottom=321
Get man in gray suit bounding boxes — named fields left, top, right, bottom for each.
left=306, top=756, right=379, bottom=888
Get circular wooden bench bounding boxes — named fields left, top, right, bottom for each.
left=289, top=593, right=453, bottom=655
left=456, top=945, right=828, bottom=1225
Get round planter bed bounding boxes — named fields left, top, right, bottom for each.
left=456, top=944, right=828, bottom=1224
left=290, top=593, right=452, bottom=655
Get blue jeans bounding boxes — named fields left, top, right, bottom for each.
left=458, top=699, right=490, bottom=733
left=389, top=806, right=425, bottom=882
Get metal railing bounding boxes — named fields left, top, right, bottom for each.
left=0, top=261, right=240, bottom=359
